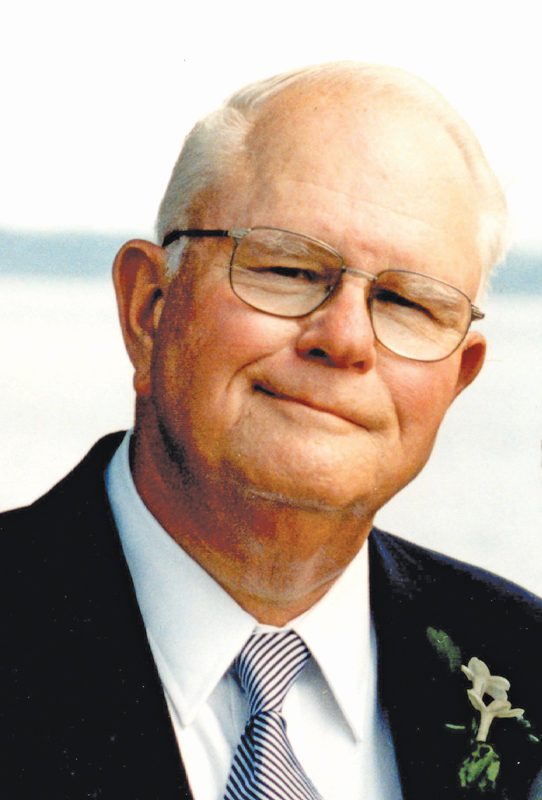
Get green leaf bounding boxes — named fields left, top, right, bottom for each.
left=458, top=742, right=501, bottom=793
left=517, top=715, right=541, bottom=744
left=426, top=626, right=462, bottom=671
left=486, top=758, right=500, bottom=783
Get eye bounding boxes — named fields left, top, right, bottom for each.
left=252, top=266, right=322, bottom=283
left=372, top=287, right=435, bottom=319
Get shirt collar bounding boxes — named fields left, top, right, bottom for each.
left=290, top=549, right=370, bottom=742
left=106, top=431, right=370, bottom=740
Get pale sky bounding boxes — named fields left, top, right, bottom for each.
left=2, top=0, right=542, bottom=247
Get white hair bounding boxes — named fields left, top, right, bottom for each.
left=157, top=62, right=508, bottom=287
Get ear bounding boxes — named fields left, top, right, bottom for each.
left=113, top=239, right=169, bottom=397
left=453, top=330, right=486, bottom=399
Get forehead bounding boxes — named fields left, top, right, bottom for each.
left=200, top=82, right=483, bottom=294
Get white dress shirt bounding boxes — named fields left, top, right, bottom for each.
left=106, top=432, right=403, bottom=800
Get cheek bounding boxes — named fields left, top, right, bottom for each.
left=153, top=282, right=299, bottom=415
left=386, top=357, right=462, bottom=438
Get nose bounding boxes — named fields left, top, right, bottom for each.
left=295, top=275, right=377, bottom=371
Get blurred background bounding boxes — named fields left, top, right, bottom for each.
left=1, top=0, right=541, bottom=594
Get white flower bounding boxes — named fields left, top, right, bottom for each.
left=461, top=657, right=510, bottom=701
left=467, top=689, right=524, bottom=742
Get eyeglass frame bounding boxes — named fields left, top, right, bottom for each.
left=161, top=226, right=485, bottom=357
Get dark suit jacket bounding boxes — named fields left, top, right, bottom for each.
left=2, top=433, right=541, bottom=799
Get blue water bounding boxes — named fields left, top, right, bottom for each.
left=1, top=228, right=542, bottom=294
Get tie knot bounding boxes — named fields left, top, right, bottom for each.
left=234, top=630, right=310, bottom=717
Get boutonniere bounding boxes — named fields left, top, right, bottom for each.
left=427, top=628, right=540, bottom=795
left=458, top=657, right=524, bottom=792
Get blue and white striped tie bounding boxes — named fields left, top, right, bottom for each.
left=224, top=629, right=322, bottom=800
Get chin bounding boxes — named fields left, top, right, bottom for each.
left=227, top=455, right=383, bottom=516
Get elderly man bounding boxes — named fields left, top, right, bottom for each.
left=2, top=63, right=541, bottom=799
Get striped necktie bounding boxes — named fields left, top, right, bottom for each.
left=224, top=629, right=322, bottom=800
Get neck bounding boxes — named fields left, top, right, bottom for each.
left=131, top=426, right=373, bottom=626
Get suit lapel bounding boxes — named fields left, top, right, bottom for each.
left=370, top=530, right=467, bottom=799
left=4, top=434, right=194, bottom=799
left=65, top=461, right=194, bottom=799
left=369, top=529, right=542, bottom=800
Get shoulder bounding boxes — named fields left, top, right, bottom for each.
left=369, top=526, right=541, bottom=679
left=370, top=526, right=541, bottom=615
left=1, top=430, right=137, bottom=688
left=0, top=431, right=126, bottom=599
left=0, top=431, right=125, bottom=535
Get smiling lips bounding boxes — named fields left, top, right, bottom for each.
left=253, top=380, right=367, bottom=429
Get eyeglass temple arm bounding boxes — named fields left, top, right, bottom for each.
left=161, top=229, right=232, bottom=248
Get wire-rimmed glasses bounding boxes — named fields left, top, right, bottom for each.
left=162, top=226, right=484, bottom=362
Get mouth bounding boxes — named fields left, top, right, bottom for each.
left=254, top=383, right=277, bottom=398
left=253, top=381, right=361, bottom=428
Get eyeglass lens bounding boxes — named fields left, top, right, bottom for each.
left=229, top=228, right=473, bottom=362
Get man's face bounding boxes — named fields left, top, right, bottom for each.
left=141, top=88, right=485, bottom=516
